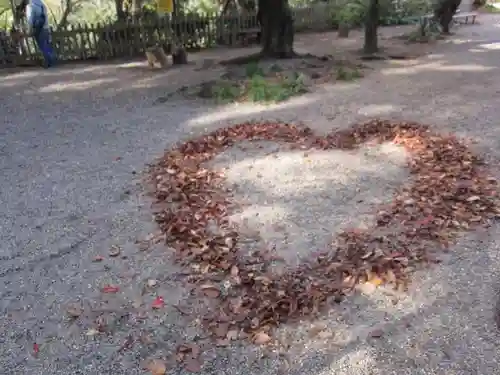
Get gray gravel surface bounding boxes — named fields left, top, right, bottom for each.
left=2, top=16, right=500, bottom=375
left=208, top=140, right=409, bottom=269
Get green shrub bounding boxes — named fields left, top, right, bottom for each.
left=244, top=62, right=265, bottom=78
left=333, top=1, right=367, bottom=27
left=211, top=64, right=308, bottom=104
left=246, top=72, right=308, bottom=103
left=482, top=3, right=500, bottom=12
left=212, top=81, right=242, bottom=102
left=335, top=66, right=363, bottom=81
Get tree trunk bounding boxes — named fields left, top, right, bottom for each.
left=434, top=0, right=462, bottom=34
left=115, top=0, right=127, bottom=21
left=363, top=0, right=379, bottom=54
left=258, top=0, right=295, bottom=58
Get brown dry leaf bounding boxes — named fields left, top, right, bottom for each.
left=369, top=277, right=383, bottom=287
left=200, top=284, right=220, bottom=298
left=318, top=330, right=334, bottom=339
left=101, top=285, right=120, bottom=293
left=109, top=245, right=121, bottom=257
left=188, top=343, right=201, bottom=358
left=85, top=328, right=100, bottom=336
left=147, top=279, right=158, bottom=287
left=253, top=331, right=272, bottom=345
left=386, top=269, right=397, bottom=283
left=226, top=330, right=239, bottom=341
left=66, top=303, right=83, bottom=318
left=369, top=328, right=384, bottom=338
left=214, top=322, right=230, bottom=338
left=467, top=196, right=480, bottom=202
left=230, top=265, right=239, bottom=276
left=308, top=323, right=327, bottom=338
left=215, top=338, right=230, bottom=347
left=144, top=359, right=168, bottom=375
left=184, top=356, right=203, bottom=373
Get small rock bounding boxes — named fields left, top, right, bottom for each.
left=404, top=199, right=415, bottom=206
left=318, top=330, right=334, bottom=339
left=66, top=303, right=83, bottom=318
left=368, top=328, right=384, bottom=338
left=356, top=282, right=376, bottom=295
left=109, top=245, right=121, bottom=257
left=147, top=279, right=158, bottom=287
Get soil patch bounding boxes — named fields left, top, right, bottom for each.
left=174, top=54, right=365, bottom=103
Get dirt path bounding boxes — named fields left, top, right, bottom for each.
left=1, top=16, right=500, bottom=375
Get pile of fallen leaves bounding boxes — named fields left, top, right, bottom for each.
left=147, top=119, right=500, bottom=346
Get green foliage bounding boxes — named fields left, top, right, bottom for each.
left=404, top=17, right=442, bottom=43
left=482, top=3, right=500, bottom=12
left=269, top=63, right=284, bottom=73
left=328, top=0, right=433, bottom=29
left=334, top=1, right=367, bottom=26
left=245, top=72, right=307, bottom=103
left=212, top=80, right=242, bottom=102
left=181, top=0, right=218, bottom=14
left=212, top=63, right=308, bottom=104
left=335, top=66, right=363, bottom=81
left=244, top=61, right=264, bottom=77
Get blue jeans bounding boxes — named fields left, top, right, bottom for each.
left=33, top=28, right=55, bottom=67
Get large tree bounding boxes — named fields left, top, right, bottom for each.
left=363, top=0, right=379, bottom=55
left=257, top=0, right=294, bottom=58
left=434, top=0, right=462, bottom=34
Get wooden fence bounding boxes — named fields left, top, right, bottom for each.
left=0, top=4, right=335, bottom=68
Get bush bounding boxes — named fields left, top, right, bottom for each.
left=212, top=63, right=308, bottom=104
left=335, top=66, right=363, bottom=81
left=245, top=73, right=308, bottom=102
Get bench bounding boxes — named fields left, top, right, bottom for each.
left=453, top=11, right=478, bottom=24
left=420, top=11, right=478, bottom=25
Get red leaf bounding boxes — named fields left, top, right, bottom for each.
left=33, top=343, right=39, bottom=357
left=152, top=296, right=165, bottom=309
left=92, top=255, right=104, bottom=262
left=184, top=356, right=203, bottom=372
left=101, top=285, right=120, bottom=293
left=417, top=215, right=434, bottom=226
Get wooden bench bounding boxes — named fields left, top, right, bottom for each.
left=453, top=11, right=478, bottom=24
left=420, top=11, right=478, bottom=26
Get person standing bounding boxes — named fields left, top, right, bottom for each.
left=25, top=0, right=55, bottom=67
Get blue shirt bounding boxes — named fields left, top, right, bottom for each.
left=26, top=0, right=48, bottom=31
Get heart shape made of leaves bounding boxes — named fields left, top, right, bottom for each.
left=148, top=119, right=500, bottom=341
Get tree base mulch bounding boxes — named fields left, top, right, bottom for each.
left=146, top=119, right=499, bottom=346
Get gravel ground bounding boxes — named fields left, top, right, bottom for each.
left=2, top=16, right=500, bottom=375
left=208, top=140, right=409, bottom=270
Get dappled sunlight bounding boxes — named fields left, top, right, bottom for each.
left=0, top=70, right=40, bottom=82
left=322, top=348, right=377, bottom=373
left=209, top=141, right=409, bottom=267
left=427, top=53, right=446, bottom=59
left=358, top=104, right=402, bottom=117
left=380, top=60, right=495, bottom=76
left=469, top=48, right=489, bottom=53
left=478, top=42, right=500, bottom=50
left=185, top=94, right=319, bottom=129
left=37, top=77, right=118, bottom=93
left=220, top=144, right=408, bottom=196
